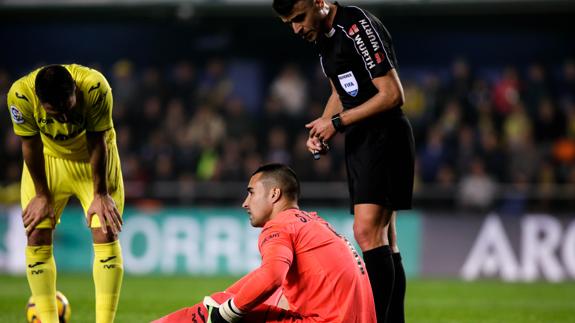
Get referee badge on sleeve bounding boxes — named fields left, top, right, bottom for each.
left=10, top=106, right=25, bottom=124
left=338, top=71, right=359, bottom=97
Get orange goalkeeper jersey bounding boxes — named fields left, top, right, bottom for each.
left=233, top=209, right=376, bottom=323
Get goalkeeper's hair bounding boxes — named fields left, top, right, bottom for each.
left=253, top=163, right=300, bottom=201
left=273, top=0, right=305, bottom=16
left=35, top=65, right=75, bottom=105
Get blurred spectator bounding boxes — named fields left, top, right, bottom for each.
left=447, top=58, right=473, bottom=108
left=558, top=59, right=575, bottom=105
left=223, top=96, right=253, bottom=139
left=170, top=60, right=197, bottom=103
left=215, top=139, right=244, bottom=181
left=478, top=130, right=507, bottom=181
left=196, top=142, right=218, bottom=181
left=455, top=126, right=478, bottom=176
left=435, top=164, right=457, bottom=208
left=266, top=126, right=291, bottom=165
left=532, top=98, right=565, bottom=144
left=436, top=99, right=462, bottom=152
left=134, top=95, right=163, bottom=141
left=122, top=153, right=149, bottom=200
left=506, top=133, right=539, bottom=183
left=197, top=58, right=233, bottom=108
left=419, top=126, right=447, bottom=182
left=183, top=104, right=226, bottom=148
left=183, top=104, right=226, bottom=180
left=403, top=79, right=427, bottom=141
left=111, top=59, right=138, bottom=108
left=1, top=57, right=574, bottom=210
left=139, top=65, right=168, bottom=101
left=535, top=160, right=556, bottom=210
left=457, top=158, right=497, bottom=211
left=242, top=152, right=263, bottom=180
left=492, top=66, right=521, bottom=116
left=503, top=102, right=532, bottom=148
left=499, top=171, right=530, bottom=216
left=291, top=130, right=316, bottom=181
left=270, top=63, right=308, bottom=117
left=523, top=63, right=551, bottom=117
left=155, top=153, right=177, bottom=181
left=308, top=64, right=331, bottom=104
left=163, top=98, right=189, bottom=142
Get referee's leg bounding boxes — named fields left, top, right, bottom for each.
left=353, top=204, right=395, bottom=323
left=388, top=212, right=406, bottom=323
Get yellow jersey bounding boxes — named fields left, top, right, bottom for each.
left=7, top=64, right=115, bottom=161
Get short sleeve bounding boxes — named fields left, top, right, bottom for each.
left=6, top=82, right=38, bottom=136
left=258, top=228, right=294, bottom=267
left=346, top=7, right=396, bottom=78
left=85, top=71, right=114, bottom=132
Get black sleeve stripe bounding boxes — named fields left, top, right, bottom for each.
left=336, top=24, right=375, bottom=79
left=349, top=6, right=395, bottom=70
left=227, top=299, right=243, bottom=316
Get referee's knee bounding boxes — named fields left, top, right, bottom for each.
left=353, top=222, right=385, bottom=251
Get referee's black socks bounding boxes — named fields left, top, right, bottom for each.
left=363, top=245, right=395, bottom=323
left=389, top=252, right=406, bottom=323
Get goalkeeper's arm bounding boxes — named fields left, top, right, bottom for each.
left=206, top=243, right=293, bottom=322
left=205, top=297, right=245, bottom=323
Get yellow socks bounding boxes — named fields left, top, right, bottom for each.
left=93, top=240, right=124, bottom=323
left=26, top=245, right=59, bottom=323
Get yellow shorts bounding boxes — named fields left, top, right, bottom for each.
left=20, top=143, right=124, bottom=229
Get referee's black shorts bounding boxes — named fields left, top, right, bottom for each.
left=344, top=113, right=415, bottom=214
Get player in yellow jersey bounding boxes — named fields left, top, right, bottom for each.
left=7, top=64, right=124, bottom=323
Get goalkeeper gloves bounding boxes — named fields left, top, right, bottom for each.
left=204, top=296, right=245, bottom=323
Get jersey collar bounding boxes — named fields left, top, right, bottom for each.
left=325, top=28, right=336, bottom=38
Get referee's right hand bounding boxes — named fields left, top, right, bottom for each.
left=307, top=136, right=328, bottom=155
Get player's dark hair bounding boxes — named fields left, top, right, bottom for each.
left=35, top=65, right=75, bottom=105
left=273, top=0, right=302, bottom=16
left=253, top=163, right=300, bottom=201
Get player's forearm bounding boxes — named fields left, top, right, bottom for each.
left=21, top=135, right=50, bottom=197
left=321, top=91, right=343, bottom=119
left=86, top=131, right=109, bottom=195
left=226, top=271, right=258, bottom=295
left=233, top=260, right=289, bottom=312
left=339, top=70, right=404, bottom=127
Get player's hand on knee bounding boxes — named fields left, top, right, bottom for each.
left=87, top=194, right=123, bottom=235
left=204, top=297, right=244, bottom=323
left=22, top=194, right=55, bottom=235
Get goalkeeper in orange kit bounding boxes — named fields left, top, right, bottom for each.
left=154, top=164, right=375, bottom=323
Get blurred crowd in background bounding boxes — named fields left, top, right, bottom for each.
left=1, top=57, right=574, bottom=212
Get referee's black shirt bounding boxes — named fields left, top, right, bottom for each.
left=316, top=3, right=402, bottom=121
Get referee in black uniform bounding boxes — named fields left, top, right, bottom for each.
left=273, top=1, right=415, bottom=322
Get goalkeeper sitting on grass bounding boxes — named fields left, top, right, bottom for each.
left=154, top=164, right=376, bottom=323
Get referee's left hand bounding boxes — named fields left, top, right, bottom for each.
left=306, top=116, right=336, bottom=142
left=87, top=194, right=123, bottom=234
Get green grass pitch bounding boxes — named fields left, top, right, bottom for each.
left=1, top=274, right=574, bottom=322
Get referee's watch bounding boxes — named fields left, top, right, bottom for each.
left=331, top=113, right=345, bottom=133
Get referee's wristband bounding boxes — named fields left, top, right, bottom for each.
left=331, top=113, right=345, bottom=133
